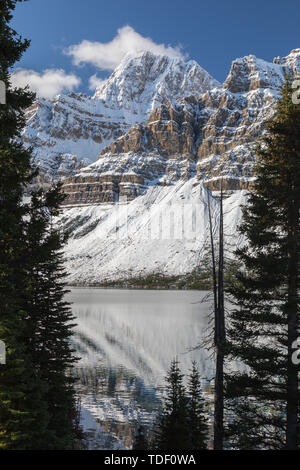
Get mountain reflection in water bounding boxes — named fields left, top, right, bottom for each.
left=67, top=288, right=213, bottom=449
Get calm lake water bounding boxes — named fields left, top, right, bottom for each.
left=67, top=288, right=214, bottom=450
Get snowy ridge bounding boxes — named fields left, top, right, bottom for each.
left=27, top=48, right=300, bottom=282
left=94, top=50, right=220, bottom=112
left=61, top=49, right=300, bottom=207
left=56, top=179, right=247, bottom=284
left=23, top=51, right=219, bottom=183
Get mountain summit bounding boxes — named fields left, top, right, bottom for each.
left=21, top=48, right=300, bottom=284
left=60, top=48, right=300, bottom=206
left=22, top=51, right=219, bottom=185
left=94, top=50, right=220, bottom=112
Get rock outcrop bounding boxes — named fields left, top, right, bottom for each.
left=45, top=48, right=300, bottom=284
left=61, top=49, right=300, bottom=205
left=61, top=101, right=197, bottom=205
left=23, top=51, right=219, bottom=184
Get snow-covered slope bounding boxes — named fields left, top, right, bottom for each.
left=56, top=179, right=247, bottom=284
left=94, top=50, right=220, bottom=113
left=28, top=48, right=300, bottom=283
left=23, top=51, right=219, bottom=184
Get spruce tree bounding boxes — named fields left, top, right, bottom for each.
left=187, top=361, right=208, bottom=449
left=153, top=359, right=190, bottom=450
left=23, top=186, right=77, bottom=449
left=132, top=425, right=148, bottom=450
left=226, top=78, right=300, bottom=450
left=0, top=0, right=50, bottom=449
left=0, top=1, right=77, bottom=449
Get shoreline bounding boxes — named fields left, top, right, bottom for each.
left=65, top=268, right=217, bottom=291
left=67, top=284, right=207, bottom=291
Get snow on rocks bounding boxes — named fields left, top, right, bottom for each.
left=23, top=51, right=219, bottom=184
left=56, top=179, right=247, bottom=285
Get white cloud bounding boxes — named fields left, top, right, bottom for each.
left=11, top=68, right=81, bottom=99
left=66, top=25, right=184, bottom=71
left=88, top=74, right=107, bottom=91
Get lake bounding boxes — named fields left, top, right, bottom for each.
left=67, top=288, right=214, bottom=450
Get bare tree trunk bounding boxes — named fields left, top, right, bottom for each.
left=208, top=193, right=218, bottom=344
left=207, top=184, right=225, bottom=450
left=218, top=185, right=225, bottom=343
left=214, top=184, right=225, bottom=450
left=214, top=345, right=224, bottom=450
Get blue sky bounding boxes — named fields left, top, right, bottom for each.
left=10, top=0, right=300, bottom=97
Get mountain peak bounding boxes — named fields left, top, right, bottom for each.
left=223, top=54, right=285, bottom=93
left=272, top=48, right=300, bottom=76
left=93, top=50, right=220, bottom=112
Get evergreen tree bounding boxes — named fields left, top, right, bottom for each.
left=226, top=78, right=300, bottom=450
left=23, top=186, right=77, bottom=449
left=0, top=1, right=77, bottom=449
left=132, top=425, right=148, bottom=450
left=153, top=359, right=190, bottom=450
left=0, top=0, right=49, bottom=449
left=187, top=361, right=208, bottom=449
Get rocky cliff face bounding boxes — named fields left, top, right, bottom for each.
left=195, top=55, right=286, bottom=191
left=23, top=48, right=300, bottom=283
left=23, top=51, right=218, bottom=184
left=61, top=100, right=197, bottom=205
left=94, top=50, right=219, bottom=110
left=61, top=49, right=300, bottom=205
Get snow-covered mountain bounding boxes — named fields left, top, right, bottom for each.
left=26, top=48, right=300, bottom=283
left=61, top=49, right=300, bottom=207
left=56, top=179, right=246, bottom=284
left=23, top=51, right=219, bottom=185
left=94, top=50, right=220, bottom=111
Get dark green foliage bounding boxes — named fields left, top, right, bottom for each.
left=153, top=359, right=190, bottom=449
left=0, top=1, right=77, bottom=449
left=226, top=78, right=300, bottom=449
left=0, top=0, right=45, bottom=449
left=187, top=361, right=208, bottom=449
left=23, top=186, right=78, bottom=449
left=152, top=360, right=208, bottom=450
left=132, top=425, right=148, bottom=450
